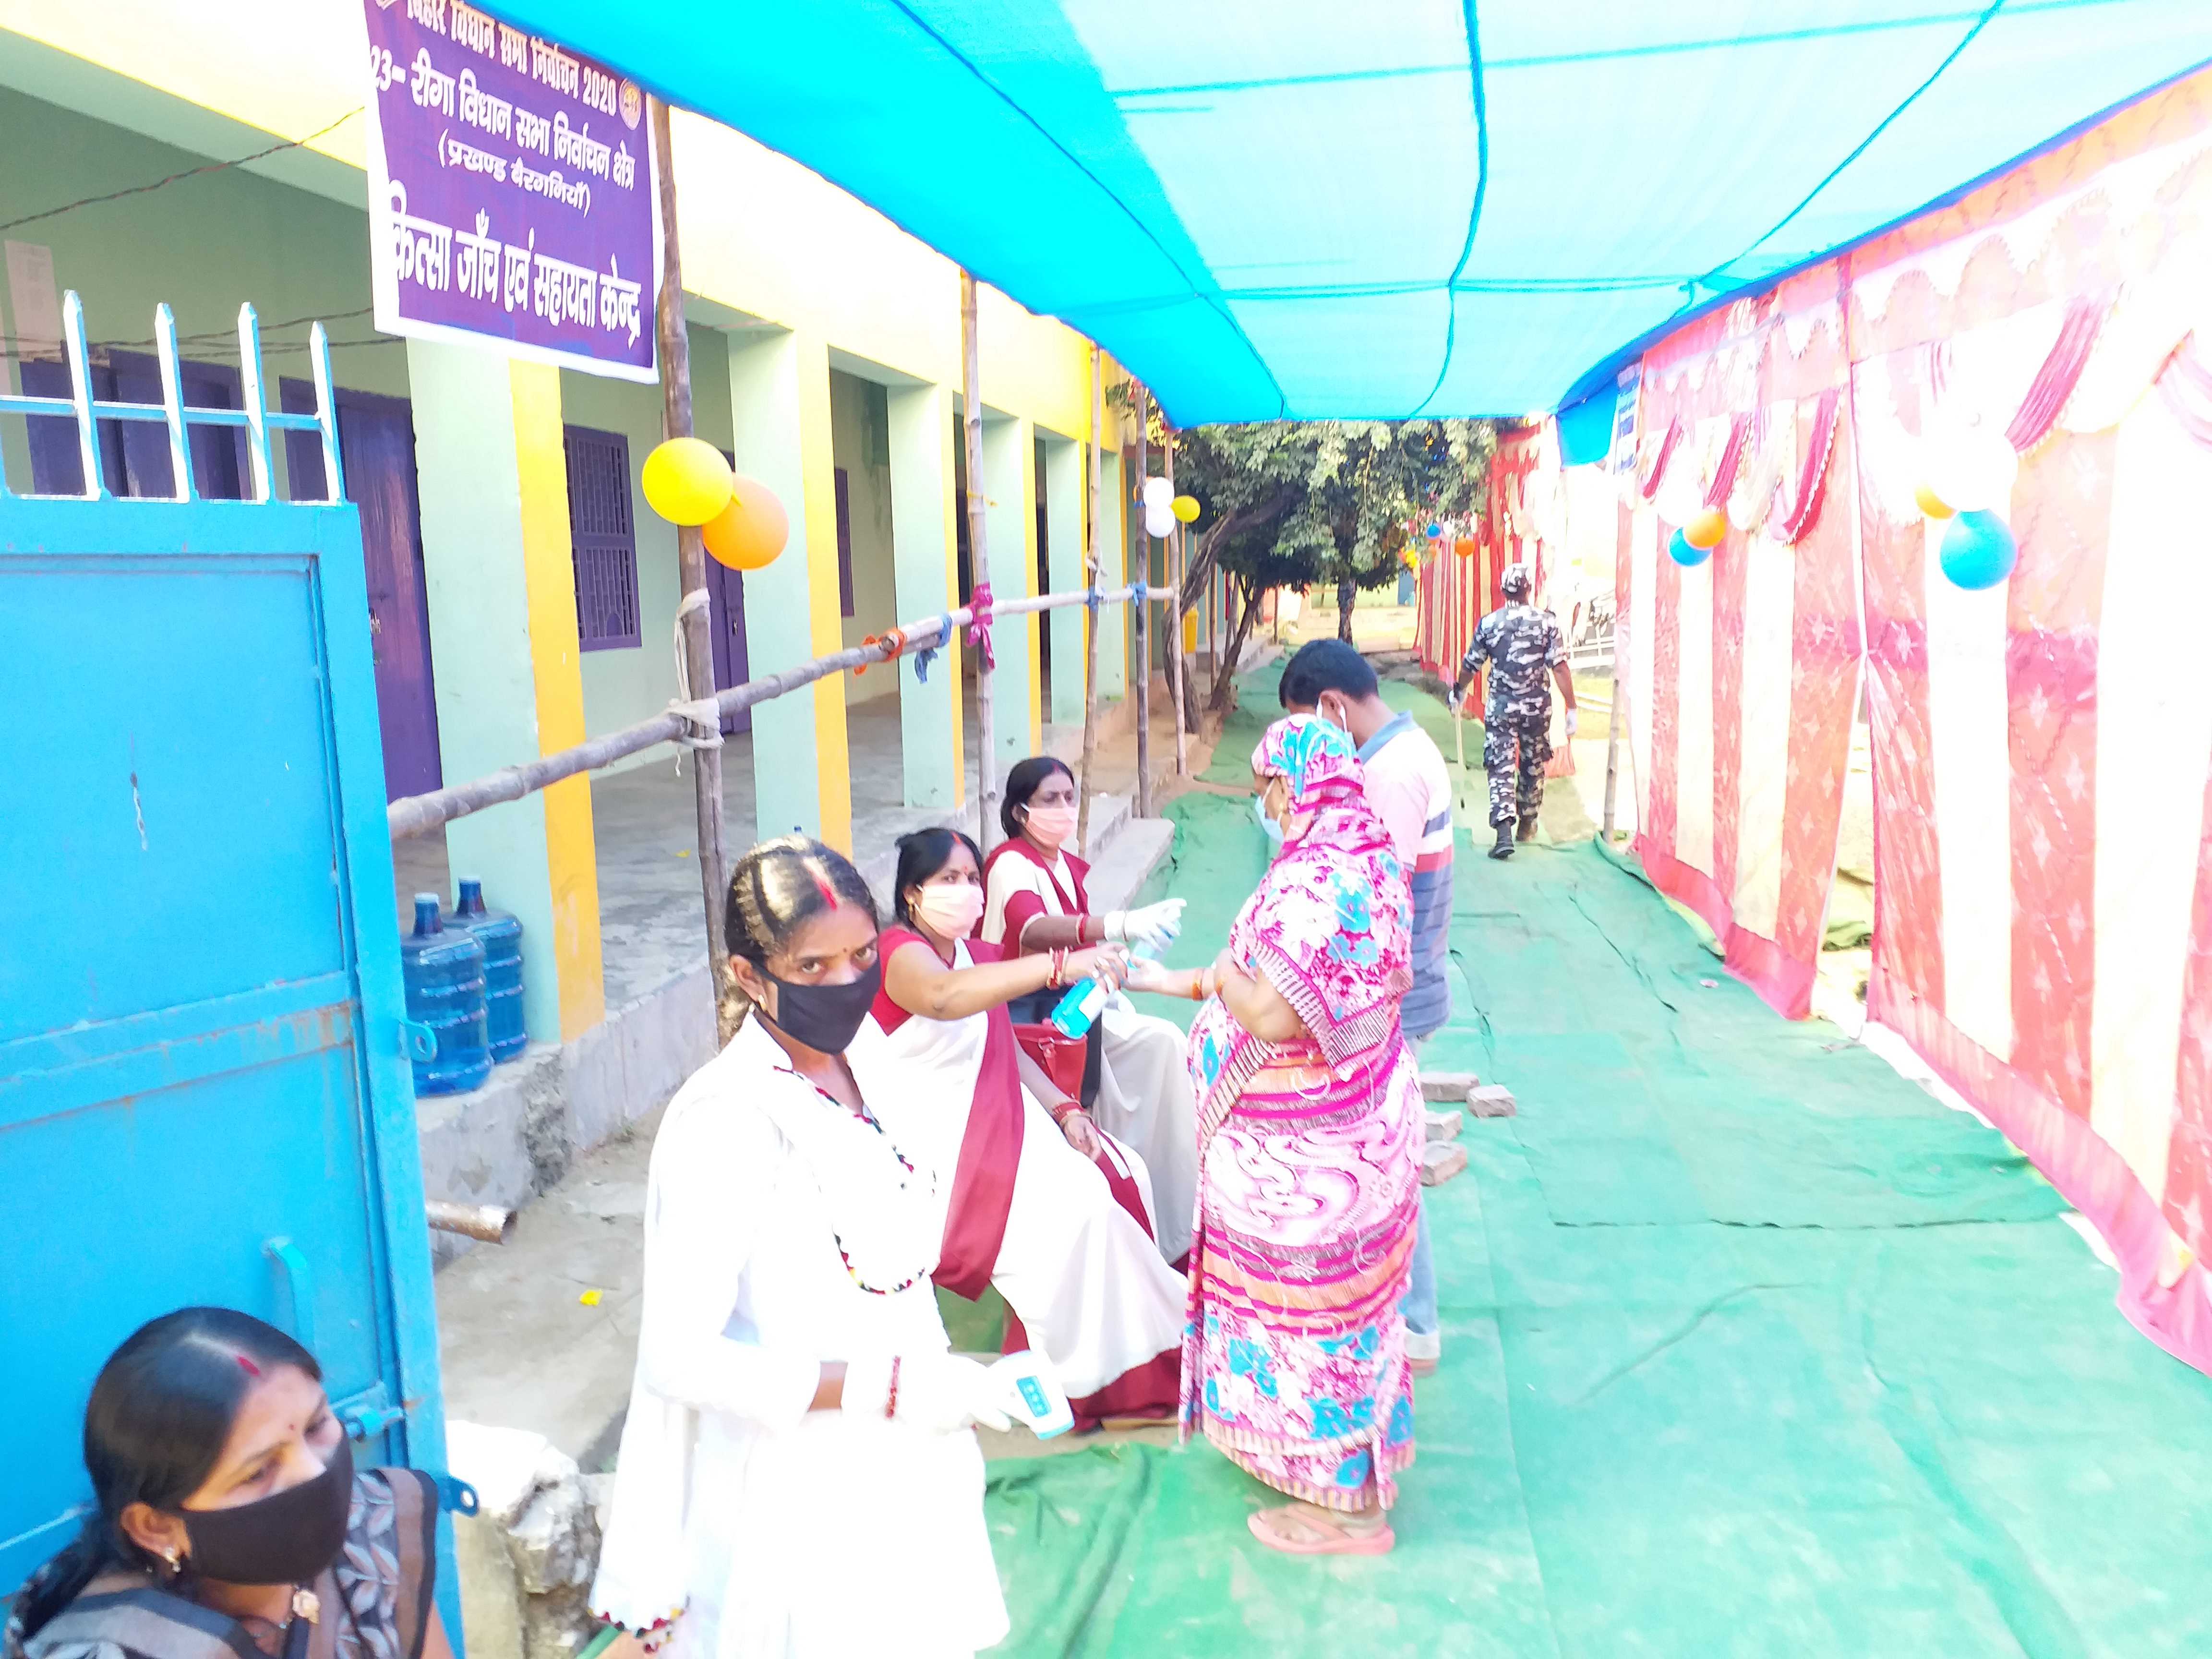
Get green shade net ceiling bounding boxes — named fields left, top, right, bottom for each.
left=487, top=2, right=2212, bottom=423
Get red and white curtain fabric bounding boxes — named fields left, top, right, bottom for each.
left=1620, top=68, right=2212, bottom=1374
left=1623, top=276, right=1862, bottom=1025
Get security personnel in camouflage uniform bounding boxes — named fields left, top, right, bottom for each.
left=1452, top=564, right=1578, bottom=859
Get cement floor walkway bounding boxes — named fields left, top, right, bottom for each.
left=982, top=678, right=2212, bottom=1658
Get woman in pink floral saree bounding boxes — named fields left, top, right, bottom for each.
left=1140, top=713, right=1422, bottom=1555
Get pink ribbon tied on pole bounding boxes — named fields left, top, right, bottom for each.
left=967, top=581, right=997, bottom=670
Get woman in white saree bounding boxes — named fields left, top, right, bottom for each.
left=981, top=757, right=1202, bottom=1264
left=591, top=838, right=1013, bottom=1659
left=871, top=827, right=1185, bottom=1426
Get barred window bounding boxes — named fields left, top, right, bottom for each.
left=564, top=424, right=641, bottom=650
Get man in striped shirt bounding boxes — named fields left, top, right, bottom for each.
left=1280, top=639, right=1456, bottom=1372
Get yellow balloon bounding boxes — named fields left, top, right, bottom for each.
left=703, top=475, right=789, bottom=572
left=1171, top=493, right=1201, bottom=523
left=642, top=437, right=734, bottom=527
left=1914, top=480, right=1956, bottom=520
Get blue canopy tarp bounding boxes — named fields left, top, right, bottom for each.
left=489, top=1, right=2212, bottom=424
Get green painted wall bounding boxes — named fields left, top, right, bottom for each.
left=0, top=84, right=406, bottom=504
left=559, top=367, right=674, bottom=768
left=830, top=369, right=899, bottom=707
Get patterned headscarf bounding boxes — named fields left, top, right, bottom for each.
left=1251, top=713, right=1362, bottom=809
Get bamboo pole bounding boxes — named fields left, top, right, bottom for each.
left=961, top=272, right=998, bottom=851
left=1164, top=425, right=1188, bottom=774
left=1133, top=388, right=1153, bottom=818
left=1077, top=346, right=1104, bottom=856
left=648, top=98, right=731, bottom=996
left=389, top=588, right=1169, bottom=841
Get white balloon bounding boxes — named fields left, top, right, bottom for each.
left=1925, top=425, right=2019, bottom=514
left=1655, top=466, right=1703, bottom=531
left=1143, top=504, right=1175, bottom=539
left=1142, top=476, right=1174, bottom=508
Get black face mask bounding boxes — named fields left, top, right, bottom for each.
left=763, top=960, right=883, bottom=1054
left=178, top=1435, right=353, bottom=1587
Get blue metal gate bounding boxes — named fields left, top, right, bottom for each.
left=0, top=298, right=449, bottom=1620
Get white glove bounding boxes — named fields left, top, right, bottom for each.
left=1564, top=708, right=1578, bottom=737
left=843, top=1352, right=1014, bottom=1434
left=1106, top=898, right=1185, bottom=953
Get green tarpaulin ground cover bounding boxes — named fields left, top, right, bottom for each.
left=984, top=673, right=2212, bottom=1655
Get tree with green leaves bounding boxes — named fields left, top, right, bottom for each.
left=1167, top=418, right=1494, bottom=707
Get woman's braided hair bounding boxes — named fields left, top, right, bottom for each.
left=719, top=837, right=878, bottom=1028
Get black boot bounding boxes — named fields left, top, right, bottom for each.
left=1489, top=823, right=1515, bottom=860
left=1516, top=817, right=1539, bottom=843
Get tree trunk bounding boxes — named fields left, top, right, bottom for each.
left=1336, top=577, right=1357, bottom=641
left=1212, top=578, right=1260, bottom=711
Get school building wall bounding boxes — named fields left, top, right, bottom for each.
left=0, top=1, right=1134, bottom=1070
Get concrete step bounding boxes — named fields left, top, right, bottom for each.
left=1085, top=815, right=1176, bottom=913
left=1082, top=788, right=1133, bottom=858
left=436, top=1110, right=659, bottom=1470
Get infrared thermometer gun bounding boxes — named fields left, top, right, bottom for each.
left=991, top=1351, right=1075, bottom=1439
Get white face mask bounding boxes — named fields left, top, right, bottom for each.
left=914, top=881, right=986, bottom=937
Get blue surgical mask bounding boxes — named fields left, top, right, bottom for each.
left=1254, top=793, right=1285, bottom=849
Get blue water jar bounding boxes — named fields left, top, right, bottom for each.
left=452, top=876, right=526, bottom=1062
left=400, top=893, right=492, bottom=1095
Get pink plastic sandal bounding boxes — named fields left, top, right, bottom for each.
left=1247, top=1503, right=1395, bottom=1556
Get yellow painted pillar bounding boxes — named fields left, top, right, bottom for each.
left=409, top=344, right=605, bottom=1043
left=728, top=327, right=852, bottom=851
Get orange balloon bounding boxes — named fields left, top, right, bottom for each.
left=703, top=475, right=789, bottom=572
left=1453, top=537, right=1477, bottom=559
left=1914, top=480, right=1956, bottom=520
left=1684, top=505, right=1729, bottom=549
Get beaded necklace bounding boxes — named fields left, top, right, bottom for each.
left=774, top=1065, right=933, bottom=1296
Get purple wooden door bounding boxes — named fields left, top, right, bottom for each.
left=23, top=353, right=247, bottom=500
left=283, top=384, right=442, bottom=800
left=703, top=559, right=752, bottom=735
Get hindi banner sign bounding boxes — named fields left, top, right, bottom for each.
left=363, top=0, right=658, bottom=381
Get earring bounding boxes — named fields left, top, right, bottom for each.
left=162, top=1547, right=181, bottom=1572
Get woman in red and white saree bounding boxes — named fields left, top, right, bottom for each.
left=869, top=827, right=1184, bottom=1425
left=1148, top=715, right=1421, bottom=1557
left=981, top=757, right=1200, bottom=1265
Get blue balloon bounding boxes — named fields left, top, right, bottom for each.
left=1424, top=521, right=1443, bottom=539
left=1667, top=527, right=1710, bottom=567
left=1939, top=509, right=2017, bottom=590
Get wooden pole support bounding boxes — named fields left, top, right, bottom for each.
left=1133, top=389, right=1153, bottom=818
left=1077, top=345, right=1104, bottom=856
left=649, top=98, right=732, bottom=1011
left=962, top=271, right=998, bottom=851
left=1164, top=424, right=1188, bottom=774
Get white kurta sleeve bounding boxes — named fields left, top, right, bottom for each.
left=635, top=1109, right=823, bottom=1432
